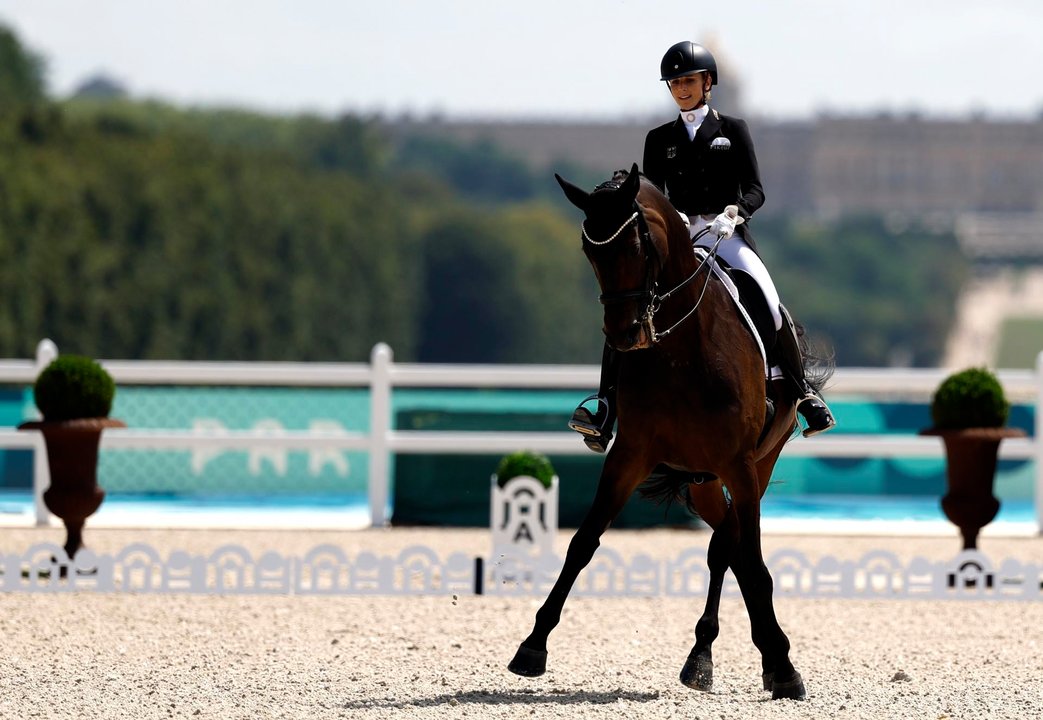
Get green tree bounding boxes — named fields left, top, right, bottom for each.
left=416, top=211, right=521, bottom=362
left=415, top=203, right=602, bottom=363
left=0, top=106, right=420, bottom=361
left=395, top=135, right=538, bottom=203
left=759, top=215, right=967, bottom=366
left=0, top=25, right=46, bottom=111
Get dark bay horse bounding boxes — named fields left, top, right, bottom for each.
left=507, top=164, right=818, bottom=700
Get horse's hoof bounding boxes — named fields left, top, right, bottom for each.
left=771, top=672, right=807, bottom=701
left=508, top=644, right=548, bottom=677
left=679, top=652, right=713, bottom=691
left=762, top=671, right=774, bottom=691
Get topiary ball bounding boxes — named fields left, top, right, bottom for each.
left=494, top=450, right=555, bottom=489
left=34, top=355, right=116, bottom=422
left=930, top=367, right=1009, bottom=430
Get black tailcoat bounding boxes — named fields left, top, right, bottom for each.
left=642, top=108, right=764, bottom=251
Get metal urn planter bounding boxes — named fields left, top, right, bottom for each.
left=921, top=367, right=1019, bottom=550
left=19, top=417, right=126, bottom=559
left=18, top=354, right=122, bottom=560
left=920, top=426, right=1024, bottom=549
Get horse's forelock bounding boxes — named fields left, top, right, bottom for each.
left=590, top=169, right=631, bottom=196
left=587, top=169, right=675, bottom=237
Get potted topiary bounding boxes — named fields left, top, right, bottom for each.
left=920, top=367, right=1024, bottom=549
left=493, top=450, right=556, bottom=489
left=19, top=355, right=125, bottom=560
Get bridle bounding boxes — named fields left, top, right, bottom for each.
left=581, top=189, right=722, bottom=343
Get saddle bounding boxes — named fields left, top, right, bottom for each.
left=693, top=248, right=780, bottom=378
left=693, top=247, right=784, bottom=447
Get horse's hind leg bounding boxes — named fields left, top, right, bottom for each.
left=751, top=432, right=794, bottom=692
left=508, top=462, right=641, bottom=677
left=679, top=510, right=735, bottom=692
left=730, top=468, right=807, bottom=701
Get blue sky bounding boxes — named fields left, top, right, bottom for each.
left=1, top=0, right=1040, bottom=120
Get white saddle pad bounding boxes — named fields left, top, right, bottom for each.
left=693, top=247, right=782, bottom=380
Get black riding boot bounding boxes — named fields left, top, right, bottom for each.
left=775, top=306, right=836, bottom=438
left=568, top=343, right=619, bottom=453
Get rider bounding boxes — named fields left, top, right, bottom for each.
left=568, top=40, right=836, bottom=451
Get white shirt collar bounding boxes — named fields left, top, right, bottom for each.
left=680, top=105, right=709, bottom=141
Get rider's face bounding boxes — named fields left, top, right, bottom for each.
left=667, top=72, right=709, bottom=111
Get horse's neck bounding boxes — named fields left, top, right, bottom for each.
left=662, top=231, right=701, bottom=288
left=652, top=229, right=720, bottom=361
left=658, top=228, right=706, bottom=314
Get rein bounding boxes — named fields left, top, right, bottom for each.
left=583, top=200, right=721, bottom=343
left=649, top=226, right=721, bottom=341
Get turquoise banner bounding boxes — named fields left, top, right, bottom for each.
left=102, top=387, right=371, bottom=495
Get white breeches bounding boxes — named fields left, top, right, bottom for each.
left=689, top=216, right=783, bottom=331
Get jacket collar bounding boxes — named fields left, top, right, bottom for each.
left=693, top=106, right=722, bottom=145
left=671, top=106, right=721, bottom=146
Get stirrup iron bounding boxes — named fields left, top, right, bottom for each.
left=568, top=395, right=609, bottom=436
left=796, top=394, right=836, bottom=438
left=569, top=394, right=614, bottom=452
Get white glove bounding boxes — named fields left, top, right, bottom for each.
left=709, top=205, right=742, bottom=239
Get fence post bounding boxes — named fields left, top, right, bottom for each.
left=368, top=343, right=393, bottom=527
left=31, top=432, right=49, bottom=527
left=1037, top=351, right=1043, bottom=535
left=32, top=339, right=58, bottom=527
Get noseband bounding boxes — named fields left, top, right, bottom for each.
left=581, top=191, right=719, bottom=343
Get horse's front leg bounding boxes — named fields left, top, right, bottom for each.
left=508, top=450, right=646, bottom=677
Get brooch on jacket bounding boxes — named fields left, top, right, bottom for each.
left=710, top=137, right=731, bottom=151
left=666, top=146, right=677, bottom=159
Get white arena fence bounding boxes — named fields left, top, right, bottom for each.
left=0, top=340, right=1041, bottom=532
left=2, top=543, right=1039, bottom=602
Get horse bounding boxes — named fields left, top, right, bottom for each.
left=507, top=163, right=826, bottom=701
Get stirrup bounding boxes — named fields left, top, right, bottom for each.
left=796, top=394, right=836, bottom=438
left=568, top=395, right=613, bottom=453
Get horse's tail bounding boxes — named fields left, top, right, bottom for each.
left=797, top=322, right=835, bottom=396
left=638, top=466, right=715, bottom=516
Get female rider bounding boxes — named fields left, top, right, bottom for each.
left=569, top=40, right=835, bottom=451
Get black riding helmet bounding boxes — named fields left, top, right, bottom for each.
left=659, top=41, right=718, bottom=85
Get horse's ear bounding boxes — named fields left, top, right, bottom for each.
left=622, top=162, right=641, bottom=200
left=555, top=173, right=590, bottom=211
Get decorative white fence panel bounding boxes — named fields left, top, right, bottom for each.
left=1, top=543, right=1038, bottom=601
left=1, top=341, right=1041, bottom=531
